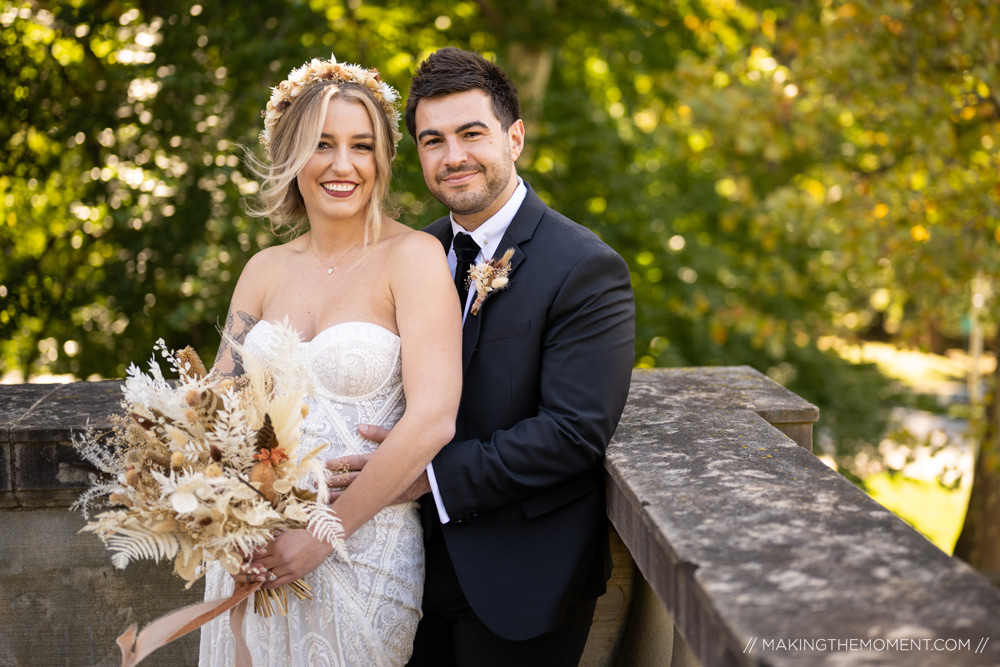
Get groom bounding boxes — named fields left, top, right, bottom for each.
left=344, top=47, right=634, bottom=665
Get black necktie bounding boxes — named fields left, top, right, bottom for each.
left=452, top=232, right=480, bottom=305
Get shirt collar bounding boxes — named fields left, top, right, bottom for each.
left=449, top=178, right=526, bottom=262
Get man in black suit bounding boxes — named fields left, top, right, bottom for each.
left=344, top=47, right=634, bottom=666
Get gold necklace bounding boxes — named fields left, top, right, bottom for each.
left=309, top=237, right=360, bottom=275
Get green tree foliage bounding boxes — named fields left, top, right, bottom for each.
left=4, top=1, right=998, bottom=569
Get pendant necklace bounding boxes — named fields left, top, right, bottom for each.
left=310, top=237, right=360, bottom=275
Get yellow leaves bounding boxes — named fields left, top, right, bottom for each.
left=587, top=57, right=609, bottom=76
left=694, top=290, right=710, bottom=314
left=805, top=179, right=827, bottom=205
left=873, top=203, right=890, bottom=219
left=89, top=36, right=114, bottom=59
left=909, top=170, right=928, bottom=191
left=761, top=10, right=777, bottom=42
left=635, top=356, right=655, bottom=369
left=634, top=109, right=658, bottom=133
left=711, top=321, right=728, bottom=346
left=716, top=177, right=739, bottom=200
left=51, top=37, right=84, bottom=67
left=870, top=288, right=891, bottom=312
left=533, top=154, right=554, bottom=173
left=879, top=14, right=903, bottom=35
left=838, top=3, right=858, bottom=20
left=910, top=225, right=930, bottom=243
left=925, top=200, right=940, bottom=224
left=687, top=130, right=711, bottom=153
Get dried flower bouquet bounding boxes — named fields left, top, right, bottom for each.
left=73, top=323, right=345, bottom=619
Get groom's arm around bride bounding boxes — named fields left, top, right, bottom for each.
left=331, top=47, right=635, bottom=667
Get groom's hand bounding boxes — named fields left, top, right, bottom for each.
left=358, top=423, right=390, bottom=443
left=323, top=424, right=386, bottom=498
left=324, top=454, right=368, bottom=495
left=323, top=423, right=431, bottom=503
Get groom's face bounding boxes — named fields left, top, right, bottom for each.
left=414, top=89, right=524, bottom=228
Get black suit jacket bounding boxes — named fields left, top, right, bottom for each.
left=422, top=183, right=635, bottom=641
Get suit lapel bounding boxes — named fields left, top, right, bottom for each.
left=426, top=218, right=453, bottom=254
left=460, top=183, right=546, bottom=373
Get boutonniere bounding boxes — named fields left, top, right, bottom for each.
left=468, top=247, right=515, bottom=316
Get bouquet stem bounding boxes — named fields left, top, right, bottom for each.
left=253, top=578, right=312, bottom=617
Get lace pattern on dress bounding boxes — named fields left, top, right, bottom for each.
left=199, top=321, right=423, bottom=667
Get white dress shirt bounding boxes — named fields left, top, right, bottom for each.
left=426, top=179, right=527, bottom=524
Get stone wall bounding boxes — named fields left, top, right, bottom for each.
left=607, top=368, right=1000, bottom=666
left=3, top=368, right=999, bottom=666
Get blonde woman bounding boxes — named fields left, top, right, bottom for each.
left=199, top=58, right=461, bottom=666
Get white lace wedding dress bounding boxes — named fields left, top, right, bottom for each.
left=199, top=320, right=423, bottom=667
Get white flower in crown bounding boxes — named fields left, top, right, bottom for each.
left=259, top=55, right=401, bottom=158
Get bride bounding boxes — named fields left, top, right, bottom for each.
left=198, top=58, right=462, bottom=666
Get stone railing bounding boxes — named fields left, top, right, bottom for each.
left=2, top=368, right=999, bottom=666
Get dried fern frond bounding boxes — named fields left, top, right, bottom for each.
left=105, top=526, right=180, bottom=569
left=307, top=507, right=348, bottom=561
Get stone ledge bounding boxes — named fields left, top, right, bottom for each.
left=1, top=381, right=121, bottom=508
left=607, top=367, right=1000, bottom=666
left=0, top=508, right=202, bottom=666
left=623, top=366, right=819, bottom=450
left=3, top=369, right=999, bottom=666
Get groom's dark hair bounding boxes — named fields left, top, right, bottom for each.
left=405, top=47, right=521, bottom=138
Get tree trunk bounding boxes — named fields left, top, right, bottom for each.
left=504, top=41, right=554, bottom=167
left=953, top=337, right=1000, bottom=585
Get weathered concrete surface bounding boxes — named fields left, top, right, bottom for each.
left=2, top=381, right=123, bottom=508
left=608, top=367, right=1000, bottom=666
left=3, top=369, right=999, bottom=667
left=0, top=508, right=204, bottom=666
left=0, top=381, right=205, bottom=666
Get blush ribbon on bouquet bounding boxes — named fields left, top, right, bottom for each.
left=117, top=581, right=262, bottom=667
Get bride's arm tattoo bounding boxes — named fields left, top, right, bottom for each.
left=215, top=309, right=260, bottom=377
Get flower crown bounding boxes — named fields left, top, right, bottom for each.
left=260, top=56, right=401, bottom=158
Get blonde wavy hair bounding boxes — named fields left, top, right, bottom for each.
left=245, top=80, right=398, bottom=246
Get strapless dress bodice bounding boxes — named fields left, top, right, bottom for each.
left=245, top=319, right=401, bottom=399
left=243, top=320, right=405, bottom=460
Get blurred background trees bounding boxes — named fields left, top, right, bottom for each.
left=2, top=1, right=998, bottom=576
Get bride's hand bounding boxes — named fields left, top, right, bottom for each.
left=249, top=529, right=334, bottom=589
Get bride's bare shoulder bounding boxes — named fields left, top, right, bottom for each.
left=380, top=220, right=446, bottom=262
left=248, top=236, right=306, bottom=267
left=237, top=237, right=306, bottom=286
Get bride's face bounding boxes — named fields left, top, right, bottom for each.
left=297, top=97, right=377, bottom=226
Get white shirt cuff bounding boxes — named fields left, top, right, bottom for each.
left=425, top=462, right=451, bottom=524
